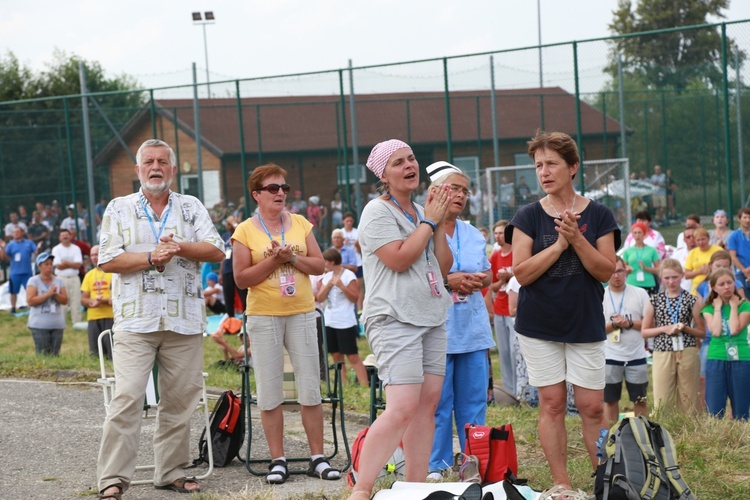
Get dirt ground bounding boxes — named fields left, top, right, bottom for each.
left=0, top=378, right=365, bottom=499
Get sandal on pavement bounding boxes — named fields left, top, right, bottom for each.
left=154, top=477, right=201, bottom=494
left=98, top=484, right=123, bottom=500
left=306, top=456, right=340, bottom=480
left=266, top=459, right=289, bottom=484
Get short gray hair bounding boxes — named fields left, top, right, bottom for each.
left=136, top=139, right=177, bottom=167
left=331, top=228, right=344, bottom=239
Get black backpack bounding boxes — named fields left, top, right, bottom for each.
left=594, top=416, right=695, bottom=500
left=193, top=390, right=245, bottom=467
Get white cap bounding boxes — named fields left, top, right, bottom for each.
left=425, top=161, right=462, bottom=183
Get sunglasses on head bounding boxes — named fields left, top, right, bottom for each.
left=257, top=183, right=291, bottom=194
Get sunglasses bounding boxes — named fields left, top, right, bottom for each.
left=257, top=183, right=291, bottom=194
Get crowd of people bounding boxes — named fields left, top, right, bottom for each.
left=3, top=133, right=750, bottom=500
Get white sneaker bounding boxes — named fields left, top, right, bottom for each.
left=426, top=472, right=443, bottom=481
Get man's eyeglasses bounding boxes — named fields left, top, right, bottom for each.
left=612, top=269, right=626, bottom=275
left=257, top=183, right=291, bottom=194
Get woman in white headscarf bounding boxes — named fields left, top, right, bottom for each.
left=348, top=140, right=452, bottom=500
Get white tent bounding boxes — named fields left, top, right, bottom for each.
left=586, top=179, right=658, bottom=201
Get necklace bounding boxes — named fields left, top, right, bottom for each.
left=547, top=194, right=576, bottom=218
left=258, top=213, right=283, bottom=233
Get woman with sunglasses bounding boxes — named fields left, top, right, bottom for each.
left=232, top=164, right=338, bottom=484
left=348, top=140, right=453, bottom=500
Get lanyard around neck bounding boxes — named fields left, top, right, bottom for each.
left=139, top=192, right=172, bottom=243
left=666, top=292, right=683, bottom=325
left=448, top=223, right=461, bottom=271
left=390, top=196, right=430, bottom=265
left=257, top=213, right=285, bottom=246
left=608, top=286, right=626, bottom=316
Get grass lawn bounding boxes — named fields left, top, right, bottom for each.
left=1, top=311, right=749, bottom=499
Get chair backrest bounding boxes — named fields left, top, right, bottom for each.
left=98, top=329, right=159, bottom=411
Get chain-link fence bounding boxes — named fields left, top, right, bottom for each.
left=1, top=20, right=749, bottom=248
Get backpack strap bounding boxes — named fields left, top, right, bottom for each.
left=649, top=421, right=696, bottom=500
left=630, top=417, right=662, bottom=500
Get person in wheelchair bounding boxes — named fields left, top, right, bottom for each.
left=232, top=163, right=340, bottom=484
left=96, top=139, right=224, bottom=499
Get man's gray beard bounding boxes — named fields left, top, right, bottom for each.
left=140, top=180, right=169, bottom=196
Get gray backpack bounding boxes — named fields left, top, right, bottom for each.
left=594, top=416, right=695, bottom=500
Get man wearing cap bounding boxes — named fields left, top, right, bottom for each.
left=51, top=229, right=83, bottom=324
left=728, top=207, right=750, bottom=298
left=60, top=204, right=88, bottom=242
left=96, top=139, right=224, bottom=498
left=0, top=226, right=37, bottom=313
left=81, top=245, right=113, bottom=359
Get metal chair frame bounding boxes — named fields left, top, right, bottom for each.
left=239, top=309, right=352, bottom=476
left=96, top=329, right=214, bottom=485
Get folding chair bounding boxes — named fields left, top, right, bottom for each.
left=366, top=364, right=386, bottom=424
left=96, top=329, right=214, bottom=485
left=239, top=310, right=352, bottom=476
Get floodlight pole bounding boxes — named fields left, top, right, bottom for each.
left=192, top=12, right=215, bottom=98
left=202, top=23, right=210, bottom=98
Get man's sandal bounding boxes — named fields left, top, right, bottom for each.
left=98, top=484, right=123, bottom=500
left=154, top=477, right=201, bottom=494
left=306, top=456, right=340, bottom=480
left=266, top=459, right=289, bottom=484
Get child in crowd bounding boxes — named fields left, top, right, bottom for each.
left=642, top=259, right=705, bottom=414
left=204, top=272, right=226, bottom=315
left=700, top=269, right=750, bottom=420
left=315, top=248, right=368, bottom=386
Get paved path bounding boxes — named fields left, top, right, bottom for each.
left=0, top=379, right=363, bottom=499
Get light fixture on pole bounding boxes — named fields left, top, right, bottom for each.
left=192, top=11, right=215, bottom=98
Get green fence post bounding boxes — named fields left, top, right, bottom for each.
left=644, top=101, right=650, bottom=172
left=716, top=88, right=723, bottom=209
left=443, top=57, right=453, bottom=163
left=573, top=41, right=584, bottom=194
left=255, top=104, right=263, bottom=168
left=700, top=95, right=708, bottom=214
left=338, top=70, right=351, bottom=214
left=63, top=98, right=77, bottom=211
left=149, top=89, right=157, bottom=138
left=660, top=90, right=667, bottom=172
left=236, top=81, right=249, bottom=218
left=173, top=107, right=181, bottom=192
left=721, top=23, right=734, bottom=221
left=602, top=92, right=608, bottom=158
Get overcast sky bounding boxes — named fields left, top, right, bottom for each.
left=3, top=0, right=750, bottom=94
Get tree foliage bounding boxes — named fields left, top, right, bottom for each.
left=607, top=0, right=739, bottom=91
left=0, top=49, right=141, bottom=103
left=0, top=50, right=144, bottom=217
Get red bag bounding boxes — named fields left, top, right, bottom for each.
left=346, top=426, right=405, bottom=487
left=464, top=423, right=518, bottom=485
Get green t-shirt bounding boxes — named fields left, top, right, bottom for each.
left=622, top=245, right=659, bottom=289
left=700, top=300, right=750, bottom=361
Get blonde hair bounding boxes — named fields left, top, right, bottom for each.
left=693, top=227, right=709, bottom=239
left=659, top=258, right=683, bottom=277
